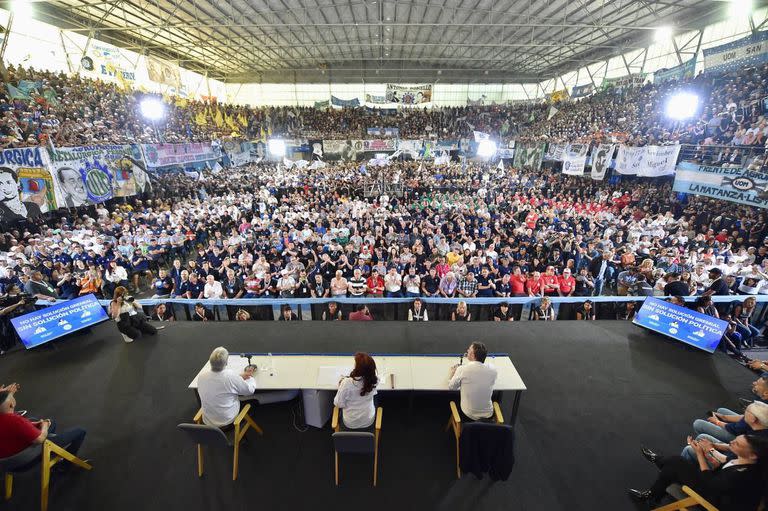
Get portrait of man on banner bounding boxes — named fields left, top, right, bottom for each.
left=56, top=166, right=89, bottom=207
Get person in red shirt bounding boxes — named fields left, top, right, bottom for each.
left=366, top=269, right=385, bottom=297
left=540, top=266, right=560, bottom=296
left=526, top=271, right=543, bottom=296
left=510, top=266, right=527, bottom=297
left=349, top=304, right=374, bottom=321
left=558, top=269, right=576, bottom=297
left=0, top=385, right=86, bottom=461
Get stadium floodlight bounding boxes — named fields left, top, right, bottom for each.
left=729, top=0, right=752, bottom=17
left=268, top=139, right=287, bottom=158
left=11, top=0, right=33, bottom=19
left=665, top=92, right=699, bottom=120
left=476, top=140, right=497, bottom=159
left=139, top=98, right=165, bottom=121
left=654, top=26, right=672, bottom=42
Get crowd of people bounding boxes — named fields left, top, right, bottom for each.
left=4, top=58, right=768, bottom=151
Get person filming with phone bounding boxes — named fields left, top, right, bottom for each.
left=448, top=341, right=497, bottom=421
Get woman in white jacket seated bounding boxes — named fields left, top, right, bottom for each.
left=333, top=352, right=378, bottom=430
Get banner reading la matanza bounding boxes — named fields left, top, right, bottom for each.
left=673, top=162, right=768, bottom=208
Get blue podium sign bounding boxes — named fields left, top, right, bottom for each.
left=11, top=294, right=110, bottom=349
left=633, top=297, right=727, bottom=353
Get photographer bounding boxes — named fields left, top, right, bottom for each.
left=0, top=284, right=37, bottom=353
left=109, top=286, right=158, bottom=343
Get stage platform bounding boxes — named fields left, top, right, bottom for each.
left=0, top=320, right=757, bottom=511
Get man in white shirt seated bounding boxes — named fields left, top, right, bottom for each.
left=197, top=347, right=257, bottom=428
left=448, top=342, right=497, bottom=421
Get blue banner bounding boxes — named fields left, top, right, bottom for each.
left=673, top=162, right=768, bottom=209
left=571, top=83, right=594, bottom=98
left=12, top=294, right=110, bottom=349
left=633, top=297, right=727, bottom=353
left=654, top=58, right=696, bottom=83
left=331, top=95, right=360, bottom=108
left=704, top=31, right=768, bottom=74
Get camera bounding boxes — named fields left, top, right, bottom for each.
left=0, top=292, right=35, bottom=307
left=125, top=295, right=135, bottom=303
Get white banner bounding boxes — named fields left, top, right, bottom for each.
left=614, top=146, right=645, bottom=175
left=385, top=84, right=432, bottom=104
left=397, top=139, right=423, bottom=158
left=562, top=143, right=588, bottom=176
left=638, top=145, right=680, bottom=177
left=544, top=143, right=566, bottom=161
left=703, top=32, right=768, bottom=73
left=591, top=144, right=615, bottom=181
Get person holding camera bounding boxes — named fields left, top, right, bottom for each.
left=0, top=284, right=37, bottom=353
left=109, top=286, right=158, bottom=343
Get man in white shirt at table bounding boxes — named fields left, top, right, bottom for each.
left=448, top=342, right=497, bottom=421
left=198, top=347, right=256, bottom=428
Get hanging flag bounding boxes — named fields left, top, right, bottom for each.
left=195, top=111, right=207, bottom=126
left=283, top=157, right=295, bottom=169
left=417, top=161, right=424, bottom=174
left=359, top=164, right=367, bottom=175
left=42, top=88, right=59, bottom=106
left=6, top=84, right=30, bottom=100
left=211, top=161, right=223, bottom=174
left=473, top=131, right=490, bottom=142
left=497, top=159, right=504, bottom=172
left=214, top=109, right=224, bottom=127
left=547, top=106, right=559, bottom=120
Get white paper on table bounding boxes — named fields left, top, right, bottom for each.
left=316, top=366, right=352, bottom=387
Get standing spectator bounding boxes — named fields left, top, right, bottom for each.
left=590, top=250, right=614, bottom=296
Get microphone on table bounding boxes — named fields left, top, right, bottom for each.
left=458, top=353, right=463, bottom=366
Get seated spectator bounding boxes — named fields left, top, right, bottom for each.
left=151, top=303, right=175, bottom=322
left=322, top=301, right=343, bottom=321
left=197, top=347, right=256, bottom=428
left=439, top=272, right=459, bottom=297
left=663, top=272, right=691, bottom=297
left=452, top=300, right=471, bottom=321
left=629, top=274, right=654, bottom=296
left=333, top=352, right=378, bottom=430
left=572, top=267, right=594, bottom=297
left=384, top=267, right=403, bottom=298
left=693, top=402, right=768, bottom=443
left=493, top=302, right=514, bottom=322
left=311, top=274, right=328, bottom=298
left=348, top=268, right=366, bottom=298
left=24, top=271, right=57, bottom=302
left=458, top=271, right=478, bottom=298
left=408, top=298, right=428, bottom=321
left=192, top=302, right=214, bottom=322
left=575, top=300, right=595, bottom=320
left=203, top=275, right=225, bottom=300
left=234, top=308, right=251, bottom=321
left=349, top=304, right=373, bottom=321
left=0, top=386, right=86, bottom=461
left=533, top=297, right=555, bottom=321
left=366, top=268, right=385, bottom=297
left=331, top=270, right=349, bottom=297
left=732, top=297, right=763, bottom=348
left=628, top=434, right=768, bottom=508
left=617, top=301, right=638, bottom=321
left=279, top=304, right=298, bottom=321
left=151, top=268, right=174, bottom=298
left=558, top=269, right=575, bottom=297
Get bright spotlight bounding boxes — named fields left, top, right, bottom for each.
left=728, top=0, right=752, bottom=17
left=477, top=140, right=497, bottom=159
left=268, top=139, right=286, bottom=158
left=666, top=92, right=699, bottom=120
left=11, top=0, right=33, bottom=19
left=654, top=26, right=672, bottom=42
left=139, top=98, right=165, bottom=121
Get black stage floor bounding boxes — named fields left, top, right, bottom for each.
left=0, top=320, right=758, bottom=511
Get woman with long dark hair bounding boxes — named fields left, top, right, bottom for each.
left=333, top=352, right=378, bottom=429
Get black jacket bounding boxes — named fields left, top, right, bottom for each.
left=588, top=257, right=614, bottom=279
left=459, top=422, right=515, bottom=481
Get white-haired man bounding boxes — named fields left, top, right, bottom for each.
left=197, top=347, right=256, bottom=428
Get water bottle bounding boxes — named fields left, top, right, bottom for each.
left=268, top=352, right=274, bottom=376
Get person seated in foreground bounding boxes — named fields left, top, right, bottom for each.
left=349, top=304, right=373, bottom=321
left=278, top=304, right=298, bottom=321
left=192, top=302, right=214, bottom=321
left=333, top=352, right=378, bottom=430
left=234, top=308, right=251, bottom=321
left=322, top=301, right=343, bottom=321
left=448, top=341, right=497, bottom=421
left=408, top=298, right=428, bottom=321
left=197, top=347, right=257, bottom=428
left=533, top=296, right=555, bottom=320
left=0, top=384, right=87, bottom=461
left=493, top=302, right=514, bottom=321
left=628, top=434, right=768, bottom=509
left=692, top=401, right=768, bottom=442
left=151, top=303, right=174, bottom=322
left=575, top=300, right=595, bottom=320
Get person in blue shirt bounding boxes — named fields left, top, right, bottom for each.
left=184, top=273, right=205, bottom=300
left=131, top=249, right=152, bottom=293
left=152, top=268, right=174, bottom=298
left=476, top=267, right=496, bottom=297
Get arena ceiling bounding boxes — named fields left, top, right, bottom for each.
left=16, top=0, right=747, bottom=83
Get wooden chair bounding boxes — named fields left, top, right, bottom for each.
left=653, top=485, right=766, bottom=511
left=331, top=406, right=382, bottom=487
left=0, top=440, right=92, bottom=511
left=177, top=404, right=263, bottom=481
left=445, top=401, right=504, bottom=478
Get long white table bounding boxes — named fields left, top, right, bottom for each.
left=189, top=353, right=526, bottom=427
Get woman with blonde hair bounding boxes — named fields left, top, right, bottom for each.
left=533, top=296, right=555, bottom=321
left=732, top=296, right=762, bottom=348
left=451, top=300, right=471, bottom=321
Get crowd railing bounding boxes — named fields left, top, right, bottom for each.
left=85, top=294, right=768, bottom=322
left=677, top=144, right=767, bottom=168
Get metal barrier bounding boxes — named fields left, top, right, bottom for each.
left=678, top=144, right=767, bottom=169
left=85, top=294, right=768, bottom=322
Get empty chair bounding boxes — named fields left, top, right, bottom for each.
left=177, top=404, right=263, bottom=481
left=653, top=484, right=720, bottom=511
left=0, top=440, right=92, bottom=511
left=445, top=400, right=504, bottom=478
left=331, top=405, right=382, bottom=487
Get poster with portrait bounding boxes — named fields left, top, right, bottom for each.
left=0, top=148, right=66, bottom=223
left=323, top=140, right=363, bottom=161
left=146, top=56, right=181, bottom=87
left=385, top=84, right=432, bottom=104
